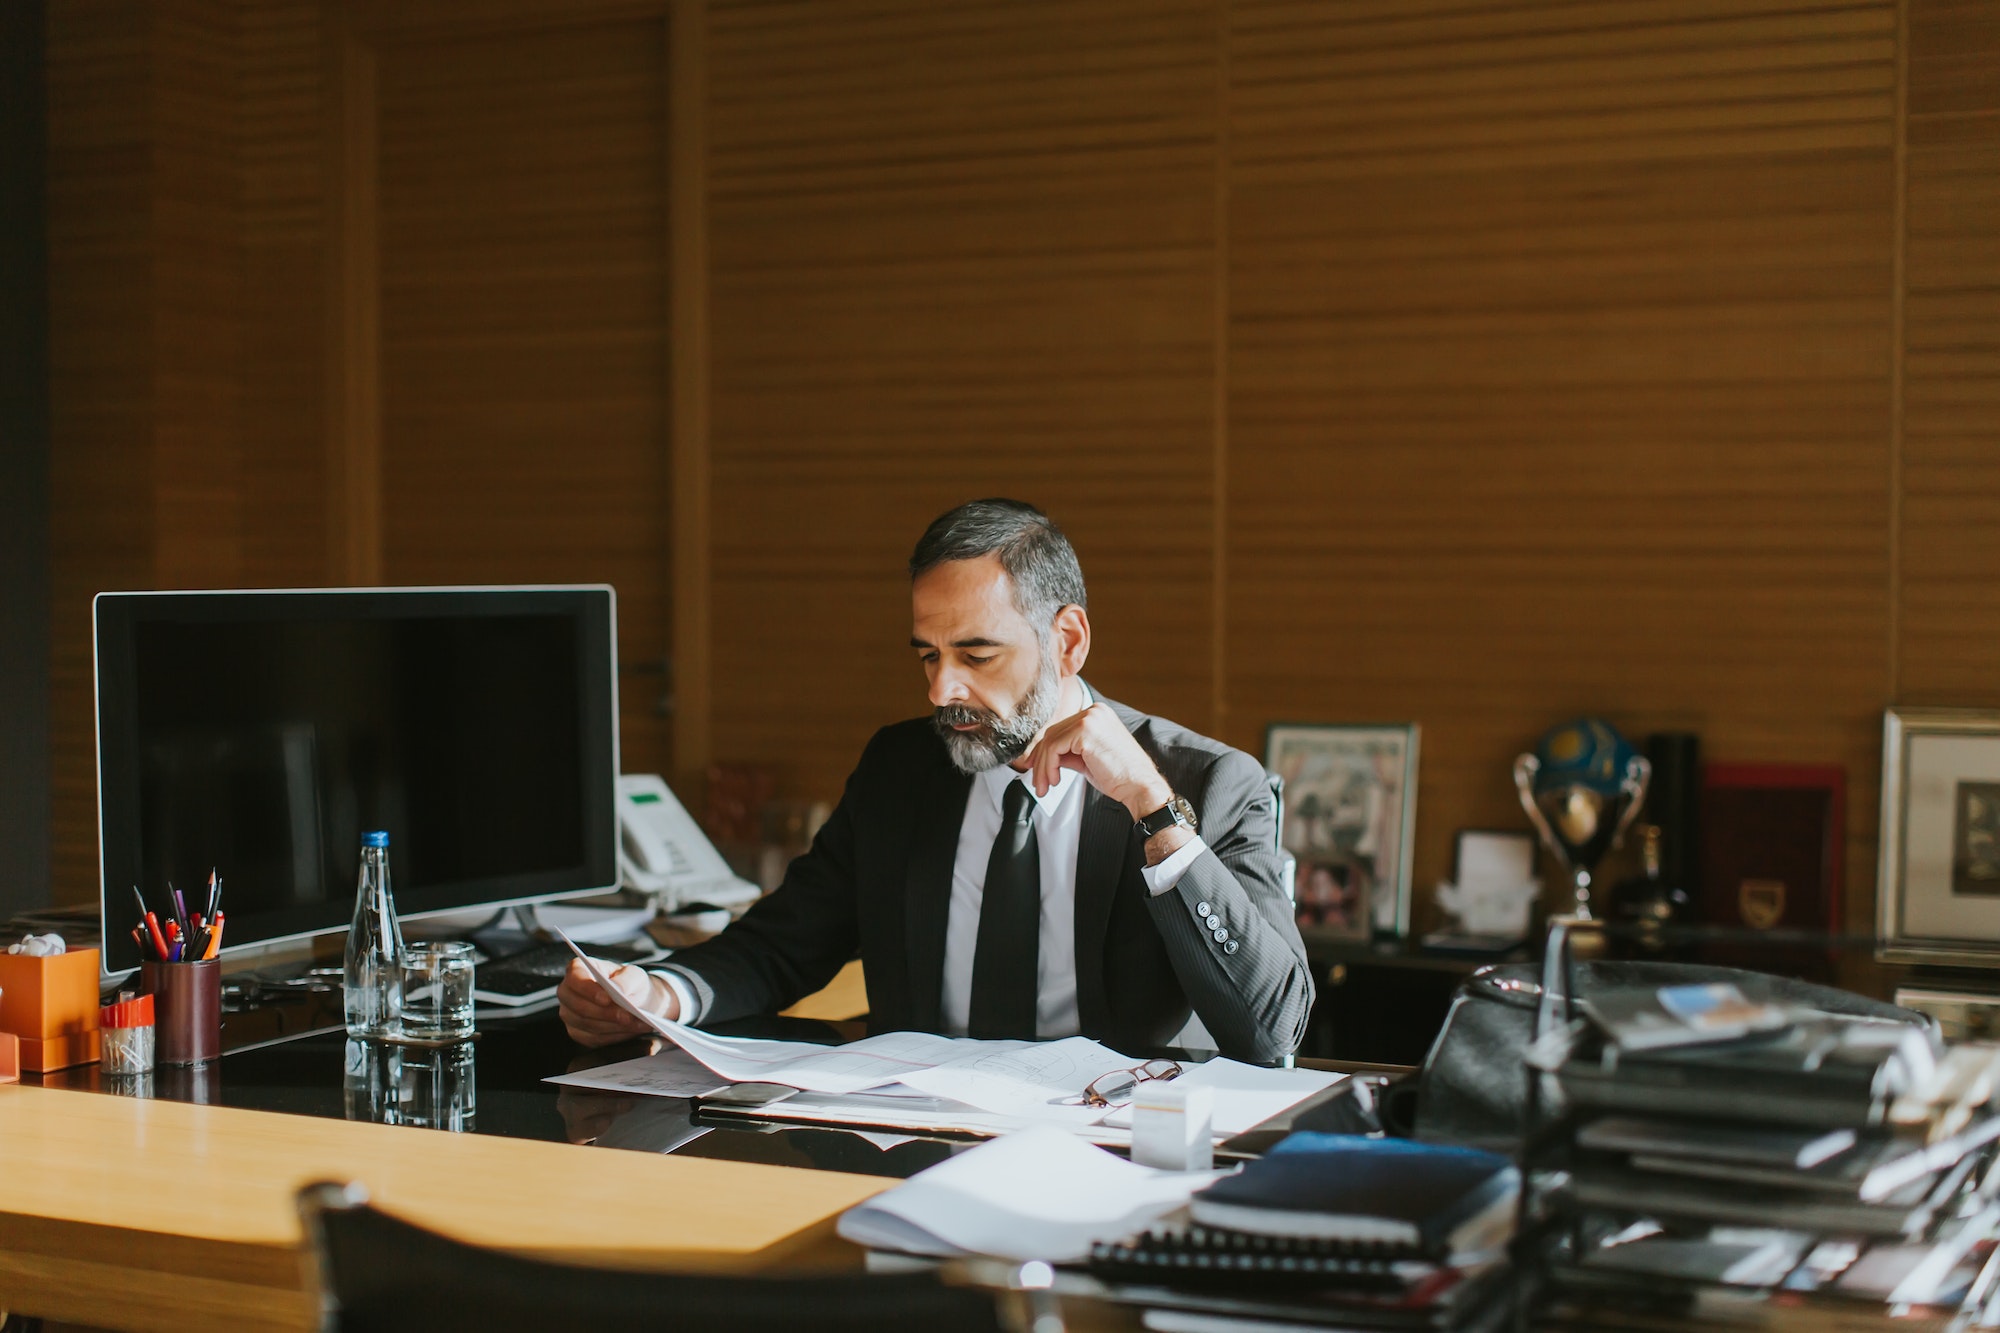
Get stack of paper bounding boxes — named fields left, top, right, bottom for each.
left=836, top=1126, right=1226, bottom=1261
left=555, top=932, right=1343, bottom=1142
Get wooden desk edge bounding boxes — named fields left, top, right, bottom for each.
left=0, top=1085, right=882, bottom=1331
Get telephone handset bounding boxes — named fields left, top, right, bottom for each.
left=616, top=774, right=763, bottom=911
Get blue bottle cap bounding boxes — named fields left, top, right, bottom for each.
left=362, top=831, right=390, bottom=848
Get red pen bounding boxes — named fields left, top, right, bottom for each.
left=144, top=911, right=169, bottom=960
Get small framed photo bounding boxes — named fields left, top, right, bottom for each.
left=1265, top=722, right=1421, bottom=938
left=1878, top=708, right=2000, bottom=966
left=1452, top=828, right=1538, bottom=887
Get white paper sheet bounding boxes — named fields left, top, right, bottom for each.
left=709, top=1093, right=1140, bottom=1147
left=836, top=1126, right=1228, bottom=1261
left=544, top=1046, right=729, bottom=1099
left=1100, top=1059, right=1346, bottom=1136
left=556, top=931, right=1320, bottom=1135
left=898, top=1035, right=1135, bottom=1124
left=558, top=930, right=1033, bottom=1095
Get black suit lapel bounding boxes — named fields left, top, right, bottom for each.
left=904, top=761, right=971, bottom=1033
left=1072, top=783, right=1138, bottom=1036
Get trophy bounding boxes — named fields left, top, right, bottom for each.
left=1514, top=717, right=1651, bottom=921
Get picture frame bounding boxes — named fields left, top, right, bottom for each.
left=1264, top=722, right=1420, bottom=938
left=1451, top=828, right=1538, bottom=887
left=1877, top=708, right=2000, bottom=967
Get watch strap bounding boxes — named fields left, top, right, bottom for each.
left=1136, top=795, right=1194, bottom=838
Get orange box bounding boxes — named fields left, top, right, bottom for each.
left=0, top=1030, right=17, bottom=1083
left=0, top=946, right=103, bottom=1072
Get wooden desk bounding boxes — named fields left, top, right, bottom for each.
left=0, top=1083, right=891, bottom=1332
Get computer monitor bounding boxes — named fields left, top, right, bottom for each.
left=93, top=586, right=620, bottom=975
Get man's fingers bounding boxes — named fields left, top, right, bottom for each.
left=558, top=974, right=618, bottom=1013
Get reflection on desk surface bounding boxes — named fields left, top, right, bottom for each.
left=26, top=983, right=1370, bottom=1181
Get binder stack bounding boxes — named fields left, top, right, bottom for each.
left=1524, top=973, right=2000, bottom=1324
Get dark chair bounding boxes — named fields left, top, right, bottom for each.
left=296, top=1181, right=1056, bottom=1333
left=1268, top=771, right=1295, bottom=896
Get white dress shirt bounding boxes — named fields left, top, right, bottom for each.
left=938, top=690, right=1208, bottom=1037
left=659, top=689, right=1209, bottom=1029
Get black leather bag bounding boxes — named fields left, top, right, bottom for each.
left=1401, top=958, right=1930, bottom=1154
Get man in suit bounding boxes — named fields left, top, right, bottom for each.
left=558, top=499, right=1312, bottom=1061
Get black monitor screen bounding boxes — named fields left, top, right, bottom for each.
left=95, top=588, right=618, bottom=972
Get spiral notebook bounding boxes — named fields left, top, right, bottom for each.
left=1088, top=1224, right=1433, bottom=1292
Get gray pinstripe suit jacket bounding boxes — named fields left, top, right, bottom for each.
left=660, top=693, right=1314, bottom=1062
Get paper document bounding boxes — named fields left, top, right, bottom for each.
left=558, top=931, right=1335, bottom=1139
left=899, top=1036, right=1141, bottom=1124
left=709, top=1090, right=1139, bottom=1146
left=1101, top=1060, right=1345, bottom=1136
left=545, top=1046, right=729, bottom=1099
left=836, top=1126, right=1228, bottom=1262
left=558, top=930, right=1028, bottom=1095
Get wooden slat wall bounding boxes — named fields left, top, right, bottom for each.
left=239, top=0, right=329, bottom=591
left=1900, top=0, right=2000, bottom=704
left=693, top=0, right=1990, bottom=947
left=41, top=0, right=677, bottom=904
left=46, top=0, right=156, bottom=904
left=371, top=14, right=676, bottom=777
left=705, top=0, right=1222, bottom=797
left=41, top=0, right=2000, bottom=944
left=1226, top=0, right=1898, bottom=924
left=46, top=0, right=262, bottom=903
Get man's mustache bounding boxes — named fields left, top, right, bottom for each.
left=934, top=704, right=998, bottom=729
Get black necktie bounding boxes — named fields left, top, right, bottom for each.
left=968, top=779, right=1040, bottom=1040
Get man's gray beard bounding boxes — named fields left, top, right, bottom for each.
left=932, top=655, right=1061, bottom=776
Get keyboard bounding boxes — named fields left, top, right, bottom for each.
left=473, top=938, right=667, bottom=1007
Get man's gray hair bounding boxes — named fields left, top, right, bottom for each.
left=909, top=499, right=1087, bottom=635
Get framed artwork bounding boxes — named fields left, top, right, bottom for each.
left=1894, top=987, right=2000, bottom=1044
left=1878, top=708, right=2000, bottom=967
left=1265, top=722, right=1421, bottom=938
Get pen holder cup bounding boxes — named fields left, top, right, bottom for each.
left=141, top=959, right=221, bottom=1067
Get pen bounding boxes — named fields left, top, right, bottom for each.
left=143, top=911, right=168, bottom=960
left=171, top=885, right=190, bottom=939
left=202, top=912, right=223, bottom=959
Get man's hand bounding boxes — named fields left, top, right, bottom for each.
left=1025, top=702, right=1173, bottom=817
left=557, top=957, right=679, bottom=1047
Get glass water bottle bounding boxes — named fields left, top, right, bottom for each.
left=344, top=830, right=405, bottom=1037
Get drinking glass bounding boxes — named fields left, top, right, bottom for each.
left=400, top=941, right=476, bottom=1041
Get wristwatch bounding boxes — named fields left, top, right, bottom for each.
left=1135, top=793, right=1198, bottom=839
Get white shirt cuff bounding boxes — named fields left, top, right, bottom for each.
left=650, top=968, right=699, bottom=1024
left=1139, top=835, right=1208, bottom=896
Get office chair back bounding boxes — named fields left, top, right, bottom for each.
left=297, top=1181, right=1030, bottom=1333
left=1268, top=771, right=1295, bottom=899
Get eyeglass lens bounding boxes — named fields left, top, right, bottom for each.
left=1084, top=1059, right=1182, bottom=1105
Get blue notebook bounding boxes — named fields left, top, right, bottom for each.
left=1189, top=1133, right=1520, bottom=1257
